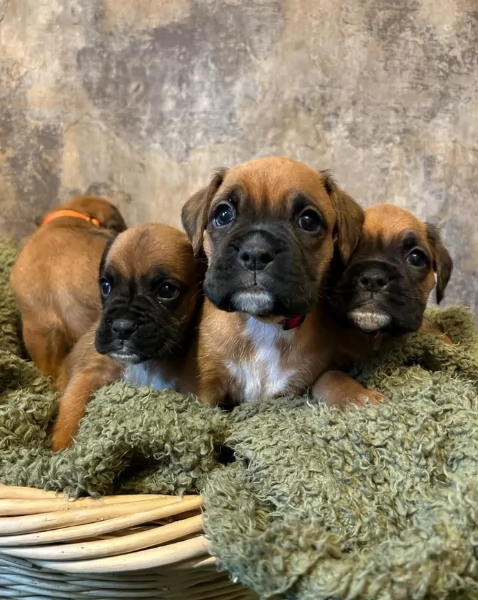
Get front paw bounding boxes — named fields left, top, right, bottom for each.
left=311, top=370, right=387, bottom=410
left=348, top=388, right=386, bottom=409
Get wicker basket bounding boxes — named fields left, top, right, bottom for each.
left=0, top=485, right=257, bottom=599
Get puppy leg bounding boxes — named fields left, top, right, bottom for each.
left=54, top=359, right=71, bottom=392
left=51, top=360, right=121, bottom=452
left=311, top=370, right=386, bottom=410
left=196, top=384, right=226, bottom=407
left=179, top=361, right=227, bottom=407
left=51, top=373, right=96, bottom=451
left=420, top=324, right=453, bottom=345
left=23, top=321, right=71, bottom=382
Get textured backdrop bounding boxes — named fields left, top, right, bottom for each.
left=0, top=0, right=476, bottom=312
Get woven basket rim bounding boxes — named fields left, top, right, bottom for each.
left=0, top=484, right=211, bottom=573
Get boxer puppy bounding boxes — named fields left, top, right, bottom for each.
left=313, top=204, right=453, bottom=405
left=180, top=156, right=381, bottom=408
left=326, top=203, right=453, bottom=336
left=10, top=196, right=127, bottom=382
left=51, top=223, right=201, bottom=451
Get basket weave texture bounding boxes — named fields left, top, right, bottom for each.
left=0, top=485, right=257, bottom=600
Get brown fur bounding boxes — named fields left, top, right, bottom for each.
left=344, top=203, right=452, bottom=341
left=51, top=223, right=201, bottom=451
left=312, top=204, right=453, bottom=407
left=362, top=203, right=439, bottom=300
left=181, top=156, right=375, bottom=408
left=52, top=326, right=122, bottom=451
left=10, top=196, right=127, bottom=382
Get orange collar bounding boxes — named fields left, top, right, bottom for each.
left=42, top=209, right=101, bottom=228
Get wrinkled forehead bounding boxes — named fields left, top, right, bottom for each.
left=105, top=227, right=196, bottom=282
left=217, top=162, right=336, bottom=222
left=361, top=205, right=430, bottom=250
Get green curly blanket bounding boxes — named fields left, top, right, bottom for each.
left=1, top=236, right=478, bottom=600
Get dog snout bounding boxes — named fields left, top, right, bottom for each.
left=359, top=270, right=389, bottom=292
left=111, top=319, right=137, bottom=340
left=356, top=262, right=394, bottom=293
left=238, top=233, right=277, bottom=272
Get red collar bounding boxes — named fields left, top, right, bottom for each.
left=280, top=315, right=305, bottom=330
left=42, top=209, right=101, bottom=227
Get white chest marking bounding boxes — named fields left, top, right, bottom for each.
left=226, top=318, right=297, bottom=403
left=123, top=361, right=177, bottom=391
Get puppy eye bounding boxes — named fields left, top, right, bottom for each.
left=407, top=249, right=428, bottom=268
left=212, top=202, right=236, bottom=228
left=100, top=278, right=112, bottom=296
left=298, top=209, right=322, bottom=233
left=158, top=282, right=180, bottom=300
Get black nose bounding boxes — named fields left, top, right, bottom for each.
left=358, top=268, right=390, bottom=292
left=238, top=233, right=277, bottom=272
left=111, top=319, right=137, bottom=339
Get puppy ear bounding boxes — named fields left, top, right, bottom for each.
left=320, top=170, right=364, bottom=264
left=98, top=236, right=117, bottom=280
left=34, top=207, right=52, bottom=227
left=181, top=168, right=227, bottom=255
left=426, top=224, right=453, bottom=304
left=103, top=206, right=127, bottom=234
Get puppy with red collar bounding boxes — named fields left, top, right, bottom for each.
left=180, top=156, right=382, bottom=408
left=313, top=204, right=453, bottom=405
left=51, top=223, right=202, bottom=451
left=10, top=196, right=127, bottom=383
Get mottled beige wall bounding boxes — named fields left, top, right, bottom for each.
left=0, top=0, right=476, bottom=312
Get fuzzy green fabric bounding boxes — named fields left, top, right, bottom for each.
left=204, top=313, right=478, bottom=599
left=1, top=235, right=478, bottom=599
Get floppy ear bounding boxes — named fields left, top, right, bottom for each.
left=34, top=207, right=52, bottom=227
left=98, top=236, right=117, bottom=278
left=181, top=168, right=227, bottom=255
left=98, top=235, right=117, bottom=302
left=102, top=206, right=127, bottom=233
left=426, top=224, right=453, bottom=304
left=320, top=170, right=364, bottom=264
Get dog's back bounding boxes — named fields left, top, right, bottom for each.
left=10, top=196, right=126, bottom=381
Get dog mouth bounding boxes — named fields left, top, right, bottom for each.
left=205, top=270, right=315, bottom=318
left=348, top=307, right=392, bottom=332
left=107, top=350, right=143, bottom=365
left=230, top=290, right=275, bottom=315
left=103, top=335, right=181, bottom=364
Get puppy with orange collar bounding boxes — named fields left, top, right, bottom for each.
left=180, top=156, right=382, bottom=408
left=51, top=223, right=202, bottom=451
left=313, top=203, right=453, bottom=405
left=10, top=196, right=127, bottom=383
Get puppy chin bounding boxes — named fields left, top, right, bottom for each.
left=348, top=307, right=392, bottom=333
left=230, top=291, right=275, bottom=316
left=107, top=350, right=143, bottom=365
left=96, top=337, right=144, bottom=364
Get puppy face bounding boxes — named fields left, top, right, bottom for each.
left=182, top=157, right=363, bottom=318
left=95, top=224, right=200, bottom=364
left=328, top=204, right=453, bottom=334
left=38, top=196, right=127, bottom=233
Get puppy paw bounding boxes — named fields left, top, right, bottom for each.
left=421, top=325, right=453, bottom=345
left=312, top=370, right=386, bottom=410
left=51, top=433, right=69, bottom=453
left=349, top=388, right=387, bottom=409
